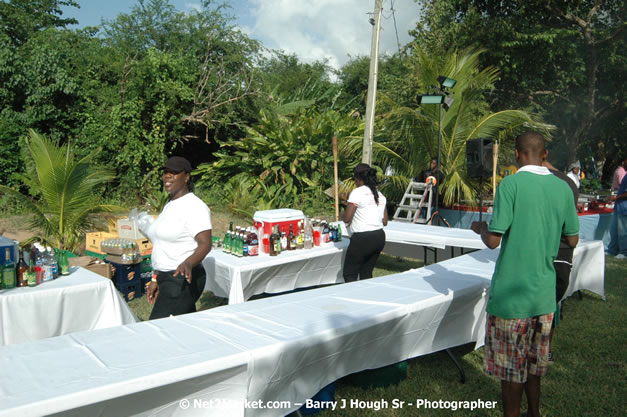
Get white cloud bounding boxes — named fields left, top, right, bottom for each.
left=185, top=2, right=202, bottom=13
left=243, top=0, right=421, bottom=69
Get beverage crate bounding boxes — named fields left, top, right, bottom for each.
left=105, top=260, right=141, bottom=286
left=117, top=280, right=142, bottom=302
left=85, top=231, right=118, bottom=255
left=140, top=271, right=153, bottom=294
left=253, top=209, right=304, bottom=236
left=140, top=256, right=152, bottom=273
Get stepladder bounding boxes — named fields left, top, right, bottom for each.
left=393, top=181, right=434, bottom=224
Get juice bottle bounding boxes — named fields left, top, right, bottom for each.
left=247, top=229, right=259, bottom=256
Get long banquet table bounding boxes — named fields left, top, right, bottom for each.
left=382, top=222, right=605, bottom=299
left=202, top=239, right=349, bottom=304
left=0, top=243, right=605, bottom=417
left=0, top=267, right=138, bottom=346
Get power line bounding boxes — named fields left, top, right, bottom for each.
left=389, top=0, right=401, bottom=53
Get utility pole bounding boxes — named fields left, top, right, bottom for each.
left=362, top=0, right=383, bottom=165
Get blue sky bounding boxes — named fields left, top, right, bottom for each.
left=60, top=0, right=421, bottom=69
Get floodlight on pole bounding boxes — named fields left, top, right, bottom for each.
left=418, top=94, right=444, bottom=104
left=437, top=75, right=457, bottom=89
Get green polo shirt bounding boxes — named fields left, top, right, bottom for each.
left=487, top=165, right=579, bottom=319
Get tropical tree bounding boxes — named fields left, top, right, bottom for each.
left=371, top=47, right=554, bottom=206
left=0, top=130, right=117, bottom=252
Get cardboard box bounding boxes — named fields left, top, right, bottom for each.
left=135, top=238, right=152, bottom=256
left=117, top=218, right=147, bottom=239
left=69, top=256, right=113, bottom=279
left=85, top=231, right=119, bottom=255
left=105, top=253, right=142, bottom=265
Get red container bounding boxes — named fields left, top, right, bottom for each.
left=253, top=209, right=305, bottom=236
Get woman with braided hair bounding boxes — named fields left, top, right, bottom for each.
left=342, top=163, right=388, bottom=282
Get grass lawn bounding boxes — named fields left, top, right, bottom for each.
left=127, top=240, right=626, bottom=417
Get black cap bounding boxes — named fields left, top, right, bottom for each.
left=163, top=156, right=192, bottom=173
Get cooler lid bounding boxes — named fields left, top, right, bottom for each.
left=253, top=208, right=305, bottom=222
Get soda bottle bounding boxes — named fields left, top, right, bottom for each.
left=337, top=223, right=342, bottom=241
left=304, top=217, right=314, bottom=249
left=247, top=229, right=259, bottom=256
left=322, top=221, right=330, bottom=243
left=243, top=229, right=250, bottom=256
left=59, top=250, right=70, bottom=276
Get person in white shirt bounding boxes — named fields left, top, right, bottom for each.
left=144, top=157, right=212, bottom=319
left=342, top=163, right=388, bottom=282
left=566, top=161, right=581, bottom=189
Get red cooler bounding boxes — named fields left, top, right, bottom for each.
left=253, top=209, right=305, bottom=236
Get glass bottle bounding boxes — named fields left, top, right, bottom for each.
left=288, top=224, right=297, bottom=250
left=304, top=217, right=314, bottom=249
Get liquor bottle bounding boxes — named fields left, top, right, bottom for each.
left=26, top=257, right=37, bottom=287
left=288, top=224, right=297, bottom=250
left=280, top=229, right=287, bottom=252
left=247, top=228, right=259, bottom=256
left=304, top=217, right=314, bottom=249
left=269, top=226, right=279, bottom=256
left=17, top=250, right=27, bottom=287
left=2, top=248, right=16, bottom=289
left=296, top=220, right=304, bottom=249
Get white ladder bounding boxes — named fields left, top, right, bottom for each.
left=393, top=181, right=433, bottom=223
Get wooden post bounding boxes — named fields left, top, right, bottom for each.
left=332, top=135, right=340, bottom=221
left=492, top=141, right=499, bottom=199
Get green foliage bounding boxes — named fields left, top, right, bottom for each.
left=195, top=106, right=362, bottom=212
left=0, top=130, right=117, bottom=251
left=412, top=0, right=625, bottom=171
left=371, top=47, right=553, bottom=206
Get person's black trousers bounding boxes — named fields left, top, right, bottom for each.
left=343, top=229, right=386, bottom=282
left=149, top=264, right=206, bottom=320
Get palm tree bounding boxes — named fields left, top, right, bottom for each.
left=373, top=47, right=554, bottom=206
left=0, top=130, right=117, bottom=252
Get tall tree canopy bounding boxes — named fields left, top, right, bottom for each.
left=412, top=0, right=625, bottom=175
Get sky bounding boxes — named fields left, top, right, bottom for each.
left=60, top=0, right=422, bottom=70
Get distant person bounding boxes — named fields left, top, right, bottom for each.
left=611, top=156, right=627, bottom=191
left=566, top=161, right=582, bottom=189
left=143, top=157, right=212, bottom=319
left=542, top=157, right=579, bottom=362
left=608, top=174, right=627, bottom=259
left=471, top=132, right=579, bottom=417
left=342, top=163, right=388, bottom=282
left=414, top=157, right=445, bottom=208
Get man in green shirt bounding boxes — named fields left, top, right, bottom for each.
left=472, top=131, right=579, bottom=417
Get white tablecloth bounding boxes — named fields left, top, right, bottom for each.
left=0, top=243, right=605, bottom=417
left=202, top=240, right=349, bottom=304
left=0, top=267, right=138, bottom=346
left=383, top=221, right=488, bottom=250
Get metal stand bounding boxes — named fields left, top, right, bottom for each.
left=445, top=349, right=466, bottom=384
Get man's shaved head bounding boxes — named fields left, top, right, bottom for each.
left=515, top=131, right=546, bottom=157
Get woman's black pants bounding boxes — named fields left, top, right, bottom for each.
left=343, top=229, right=386, bottom=282
left=149, top=264, right=206, bottom=320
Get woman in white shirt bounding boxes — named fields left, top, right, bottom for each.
left=342, top=163, right=388, bottom=282
left=566, top=161, right=581, bottom=189
left=144, top=157, right=212, bottom=319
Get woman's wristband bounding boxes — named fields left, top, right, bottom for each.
left=151, top=273, right=158, bottom=283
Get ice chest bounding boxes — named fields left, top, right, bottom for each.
left=253, top=209, right=304, bottom=236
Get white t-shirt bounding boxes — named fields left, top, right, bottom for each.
left=346, top=185, right=387, bottom=233
left=566, top=171, right=580, bottom=189
left=145, top=193, right=212, bottom=271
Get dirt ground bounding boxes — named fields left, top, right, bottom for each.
left=0, top=215, right=36, bottom=243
